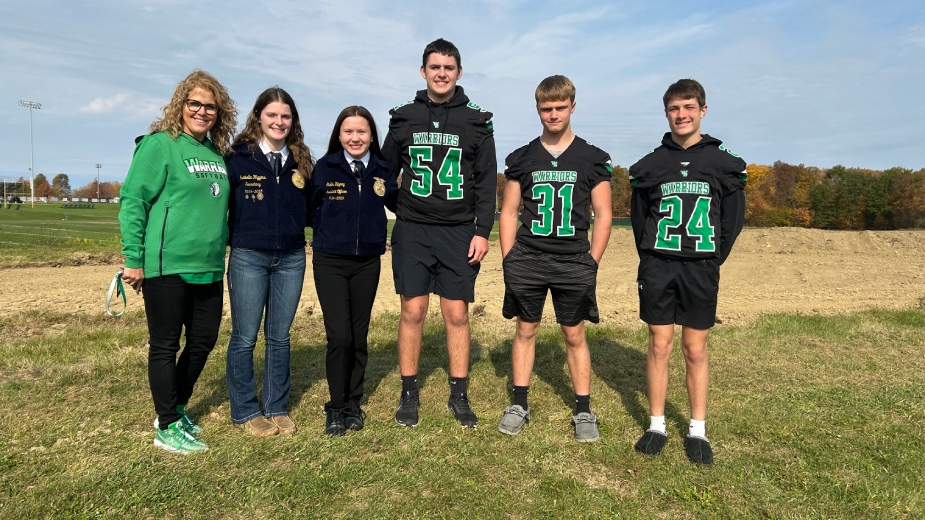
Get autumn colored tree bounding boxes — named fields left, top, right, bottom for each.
left=610, top=164, right=631, bottom=218
left=743, top=163, right=774, bottom=226
left=99, top=181, right=122, bottom=199
left=33, top=173, right=53, bottom=198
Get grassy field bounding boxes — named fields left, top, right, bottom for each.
left=0, top=307, right=923, bottom=518
left=0, top=205, right=506, bottom=268
left=2, top=206, right=924, bottom=518
left=0, top=204, right=630, bottom=269
left=0, top=203, right=123, bottom=267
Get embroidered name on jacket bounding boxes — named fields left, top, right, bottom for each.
left=412, top=132, right=460, bottom=146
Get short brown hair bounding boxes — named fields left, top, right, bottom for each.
left=663, top=78, right=706, bottom=109
left=422, top=38, right=461, bottom=68
left=535, top=75, right=576, bottom=104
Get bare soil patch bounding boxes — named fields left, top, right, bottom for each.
left=2, top=228, right=923, bottom=327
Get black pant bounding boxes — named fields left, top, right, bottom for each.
left=143, top=275, right=223, bottom=428
left=313, top=252, right=380, bottom=410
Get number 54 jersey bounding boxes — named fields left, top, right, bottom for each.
left=629, top=133, right=747, bottom=263
left=505, top=137, right=612, bottom=254
left=381, top=87, right=497, bottom=239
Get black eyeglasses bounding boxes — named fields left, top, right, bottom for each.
left=185, top=99, right=218, bottom=114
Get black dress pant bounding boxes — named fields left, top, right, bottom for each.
left=312, top=252, right=380, bottom=410
left=142, top=275, right=223, bottom=428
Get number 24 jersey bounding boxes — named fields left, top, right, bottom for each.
left=629, top=133, right=747, bottom=261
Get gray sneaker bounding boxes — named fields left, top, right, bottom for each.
left=572, top=412, right=600, bottom=442
left=498, top=405, right=530, bottom=436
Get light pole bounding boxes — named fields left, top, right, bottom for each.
left=19, top=100, right=41, bottom=208
left=95, top=163, right=102, bottom=201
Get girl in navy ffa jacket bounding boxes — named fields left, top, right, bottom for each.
left=310, top=106, right=398, bottom=436
left=225, top=87, right=313, bottom=438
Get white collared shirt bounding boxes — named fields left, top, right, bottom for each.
left=344, top=150, right=370, bottom=171
left=259, top=139, right=290, bottom=163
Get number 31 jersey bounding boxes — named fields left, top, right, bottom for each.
left=505, top=137, right=612, bottom=254
left=629, top=133, right=747, bottom=260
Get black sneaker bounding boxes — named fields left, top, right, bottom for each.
left=325, top=408, right=346, bottom=437
left=395, top=390, right=420, bottom=427
left=635, top=429, right=668, bottom=455
left=447, top=394, right=478, bottom=428
left=343, top=406, right=366, bottom=431
left=684, top=435, right=714, bottom=465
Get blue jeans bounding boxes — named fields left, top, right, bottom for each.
left=226, top=247, right=306, bottom=423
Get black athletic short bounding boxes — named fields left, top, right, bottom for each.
left=502, top=241, right=600, bottom=326
left=391, top=219, right=480, bottom=302
left=637, top=252, right=719, bottom=329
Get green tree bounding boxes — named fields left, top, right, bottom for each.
left=887, top=167, right=925, bottom=228
left=809, top=179, right=836, bottom=228
left=52, top=173, right=71, bottom=196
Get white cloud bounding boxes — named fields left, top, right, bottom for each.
left=79, top=92, right=163, bottom=120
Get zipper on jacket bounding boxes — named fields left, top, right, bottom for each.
left=159, top=207, right=169, bottom=277
left=355, top=175, right=362, bottom=254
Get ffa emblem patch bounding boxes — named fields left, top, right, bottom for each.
left=291, top=171, right=305, bottom=189
left=433, top=122, right=440, bottom=129
left=374, top=177, right=386, bottom=197
left=681, top=170, right=689, bottom=177
left=551, top=161, right=558, bottom=168
left=209, top=182, right=221, bottom=196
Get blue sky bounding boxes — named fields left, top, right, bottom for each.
left=1, top=0, right=922, bottom=189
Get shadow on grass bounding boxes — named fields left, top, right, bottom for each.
left=489, top=334, right=576, bottom=411
left=192, top=306, right=488, bottom=425
left=364, top=323, right=486, bottom=398
left=588, top=331, right=687, bottom=436
left=487, top=326, right=688, bottom=435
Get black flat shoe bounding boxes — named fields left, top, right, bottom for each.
left=325, top=408, right=346, bottom=437
left=343, top=406, right=366, bottom=431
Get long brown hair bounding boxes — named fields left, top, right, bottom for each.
left=325, top=106, right=382, bottom=159
left=233, top=87, right=314, bottom=177
left=148, top=70, right=237, bottom=154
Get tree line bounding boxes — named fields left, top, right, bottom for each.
left=497, top=162, right=925, bottom=230
left=4, top=174, right=122, bottom=200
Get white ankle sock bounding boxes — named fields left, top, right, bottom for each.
left=689, top=419, right=706, bottom=439
left=649, top=415, right=666, bottom=434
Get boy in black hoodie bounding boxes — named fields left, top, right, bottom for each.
left=381, top=38, right=497, bottom=428
left=629, top=79, right=747, bottom=465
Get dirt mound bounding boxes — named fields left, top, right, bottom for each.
left=1, top=228, right=923, bottom=327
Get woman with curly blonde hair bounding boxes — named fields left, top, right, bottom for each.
left=119, top=69, right=237, bottom=455
left=224, top=87, right=313, bottom=437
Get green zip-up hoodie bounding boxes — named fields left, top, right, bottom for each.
left=119, top=131, right=230, bottom=279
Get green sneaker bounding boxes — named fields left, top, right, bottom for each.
left=154, top=420, right=209, bottom=455
left=176, top=405, right=204, bottom=434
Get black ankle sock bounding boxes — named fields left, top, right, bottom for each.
left=575, top=394, right=591, bottom=414
left=401, top=375, right=418, bottom=394
left=513, top=386, right=529, bottom=410
left=449, top=376, right=468, bottom=397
